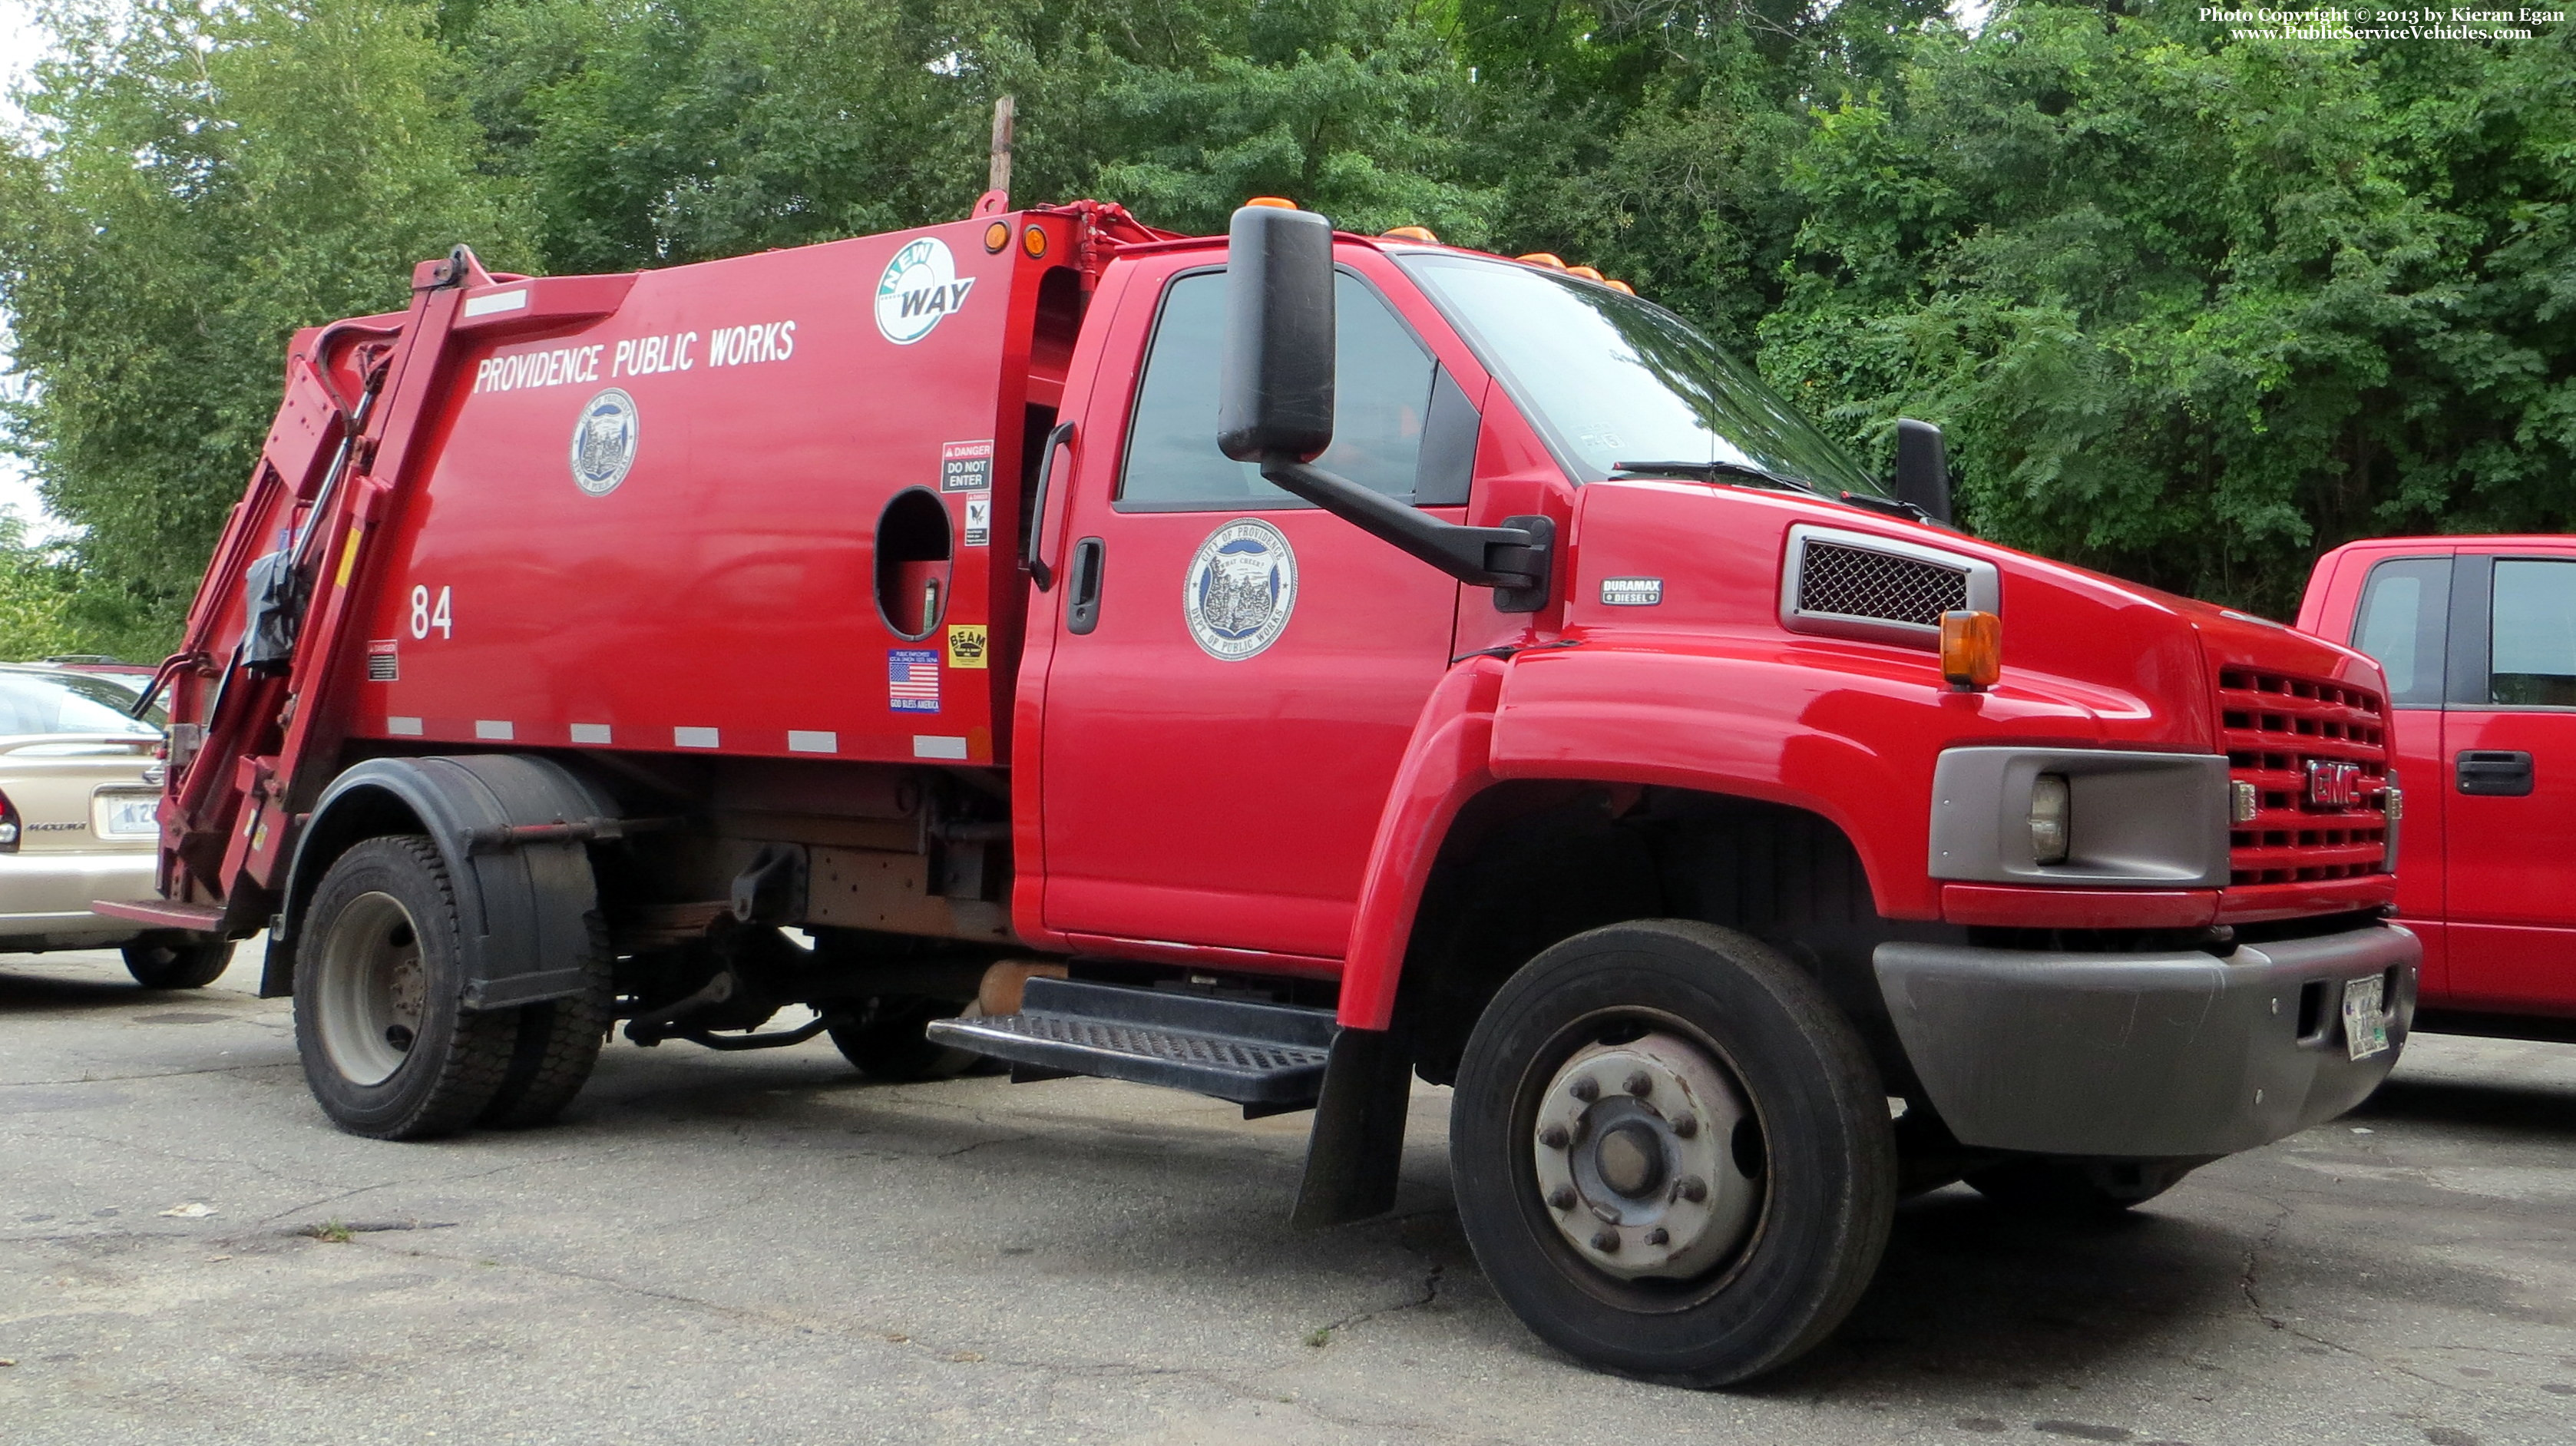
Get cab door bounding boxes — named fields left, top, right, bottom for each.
left=2345, top=552, right=2454, bottom=997
left=1033, top=255, right=1478, bottom=960
left=2440, top=551, right=2576, bottom=1014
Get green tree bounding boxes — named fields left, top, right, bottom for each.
left=0, top=0, right=527, bottom=656
left=1758, top=3, right=2576, bottom=613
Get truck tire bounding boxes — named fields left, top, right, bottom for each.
left=294, top=836, right=517, bottom=1140
left=479, top=913, right=613, bottom=1130
left=122, top=938, right=234, bottom=990
left=828, top=995, right=980, bottom=1081
left=1450, top=919, right=1898, bottom=1388
left=1965, top=1156, right=2205, bottom=1216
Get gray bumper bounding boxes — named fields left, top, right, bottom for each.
left=1874, top=922, right=2419, bottom=1158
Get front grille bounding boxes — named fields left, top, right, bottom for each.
left=2217, top=667, right=2389, bottom=885
left=1796, top=541, right=1969, bottom=627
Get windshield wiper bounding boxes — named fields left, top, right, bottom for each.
left=1612, top=459, right=1817, bottom=493
left=1612, top=459, right=1933, bottom=524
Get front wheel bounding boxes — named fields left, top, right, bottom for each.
left=294, top=836, right=518, bottom=1140
left=123, top=938, right=234, bottom=990
left=1450, top=920, right=1898, bottom=1388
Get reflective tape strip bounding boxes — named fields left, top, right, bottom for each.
left=386, top=716, right=423, bottom=736
left=786, top=731, right=837, bottom=753
left=335, top=527, right=365, bottom=587
left=570, top=723, right=612, bottom=745
left=912, top=735, right=968, bottom=760
left=464, top=289, right=529, bottom=316
left=673, top=726, right=720, bottom=749
left=474, top=720, right=514, bottom=741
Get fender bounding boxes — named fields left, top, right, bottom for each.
left=261, top=754, right=620, bottom=1010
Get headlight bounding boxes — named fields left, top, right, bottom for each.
left=2029, top=774, right=2070, bottom=865
left=1930, top=747, right=2230, bottom=887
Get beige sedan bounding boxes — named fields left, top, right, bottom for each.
left=0, top=664, right=231, bottom=988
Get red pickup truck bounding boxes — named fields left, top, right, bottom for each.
left=2302, top=538, right=2576, bottom=1034
left=107, top=199, right=2416, bottom=1385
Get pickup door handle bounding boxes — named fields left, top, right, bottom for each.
left=1066, top=537, right=1106, bottom=636
left=2456, top=749, right=2535, bottom=796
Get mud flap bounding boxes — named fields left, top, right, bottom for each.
left=1291, top=1026, right=1414, bottom=1227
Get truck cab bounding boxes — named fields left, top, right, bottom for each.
left=113, top=200, right=2419, bottom=1388
left=2301, top=537, right=2576, bottom=1031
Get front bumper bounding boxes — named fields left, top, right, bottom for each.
left=1874, top=922, right=2418, bottom=1158
left=0, top=849, right=159, bottom=951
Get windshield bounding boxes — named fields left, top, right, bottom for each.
left=0, top=670, right=163, bottom=736
left=1399, top=253, right=1882, bottom=498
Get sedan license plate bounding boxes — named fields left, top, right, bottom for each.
left=101, top=795, right=160, bottom=839
left=2342, top=974, right=2390, bottom=1061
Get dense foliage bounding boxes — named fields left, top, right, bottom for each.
left=2, top=0, right=2570, bottom=654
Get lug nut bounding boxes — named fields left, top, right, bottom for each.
left=1668, top=1110, right=1698, bottom=1139
left=1538, top=1123, right=1570, bottom=1150
left=1590, top=1229, right=1619, bottom=1252
left=1675, top=1175, right=1708, bottom=1203
left=1569, top=1077, right=1599, bottom=1103
left=1546, top=1186, right=1576, bottom=1210
left=1625, top=1070, right=1653, bottom=1097
left=1644, top=1227, right=1669, bottom=1246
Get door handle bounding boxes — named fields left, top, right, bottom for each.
left=1024, top=420, right=1074, bottom=591
left=1066, top=537, right=1106, bottom=635
left=2456, top=749, right=2535, bottom=796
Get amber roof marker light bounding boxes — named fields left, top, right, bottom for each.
left=1244, top=197, right=1298, bottom=210
left=1939, top=610, right=2002, bottom=692
left=1382, top=226, right=1440, bottom=243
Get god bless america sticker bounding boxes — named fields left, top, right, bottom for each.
left=876, top=238, right=974, bottom=345
left=1183, top=519, right=1297, bottom=661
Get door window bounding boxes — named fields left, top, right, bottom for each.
left=1119, top=270, right=1440, bottom=509
left=2349, top=557, right=2450, bottom=707
left=2488, top=559, right=2576, bottom=706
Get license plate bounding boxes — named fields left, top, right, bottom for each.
left=101, top=795, right=160, bottom=838
left=2342, top=974, right=2390, bottom=1061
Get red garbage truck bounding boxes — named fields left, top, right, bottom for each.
left=2300, top=536, right=2576, bottom=1035
left=104, top=197, right=2417, bottom=1385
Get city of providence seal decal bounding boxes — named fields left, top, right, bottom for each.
left=1183, top=519, right=1298, bottom=661
left=568, top=387, right=638, bottom=495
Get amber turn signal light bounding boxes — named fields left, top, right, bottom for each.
left=982, top=220, right=1011, bottom=253
left=1939, top=610, right=2001, bottom=691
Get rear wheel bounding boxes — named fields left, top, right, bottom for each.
left=122, top=938, right=234, bottom=990
left=1451, top=920, right=1897, bottom=1388
left=480, top=913, right=613, bottom=1129
left=294, top=836, right=516, bottom=1140
left=828, top=995, right=980, bottom=1081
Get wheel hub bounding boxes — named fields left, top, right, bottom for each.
left=1531, top=1031, right=1760, bottom=1280
left=315, top=891, right=428, bottom=1087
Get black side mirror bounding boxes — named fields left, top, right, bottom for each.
left=1218, top=205, right=1335, bottom=464
left=1894, top=418, right=1952, bottom=526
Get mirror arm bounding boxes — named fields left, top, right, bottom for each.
left=1260, top=455, right=1553, bottom=612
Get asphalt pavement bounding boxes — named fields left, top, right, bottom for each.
left=4, top=945, right=2572, bottom=1446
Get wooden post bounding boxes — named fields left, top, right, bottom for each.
left=987, top=94, right=1015, bottom=203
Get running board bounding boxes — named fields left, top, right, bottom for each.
left=926, top=977, right=1334, bottom=1111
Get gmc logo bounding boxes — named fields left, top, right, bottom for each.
left=2304, top=759, right=2366, bottom=810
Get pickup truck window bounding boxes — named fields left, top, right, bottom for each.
left=2489, top=558, right=2576, bottom=706
left=2351, top=556, right=2452, bottom=707
left=1119, top=270, right=1433, bottom=510
left=1398, top=253, right=1880, bottom=498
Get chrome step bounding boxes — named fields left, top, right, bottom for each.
left=926, top=977, right=1334, bottom=1109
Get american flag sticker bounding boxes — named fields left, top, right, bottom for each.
left=888, top=649, right=941, bottom=712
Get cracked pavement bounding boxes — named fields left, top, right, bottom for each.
left=5, top=948, right=2573, bottom=1445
